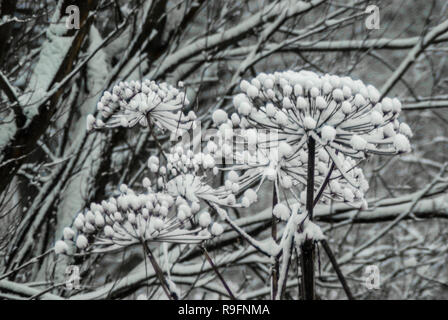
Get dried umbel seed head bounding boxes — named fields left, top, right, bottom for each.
left=87, top=80, right=194, bottom=136
left=151, top=145, right=248, bottom=209
left=213, top=125, right=368, bottom=210
left=57, top=166, right=233, bottom=255
left=214, top=70, right=412, bottom=214
left=231, top=70, right=412, bottom=163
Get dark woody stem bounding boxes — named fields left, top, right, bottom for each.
left=311, top=156, right=355, bottom=300
left=310, top=155, right=355, bottom=300
left=271, top=184, right=279, bottom=299
left=301, top=136, right=316, bottom=300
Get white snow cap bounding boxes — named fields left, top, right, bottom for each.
left=303, top=221, right=325, bottom=241
left=281, top=175, right=293, bottom=188
left=275, top=111, right=288, bottom=126
left=76, top=235, right=88, bottom=249
left=367, top=85, right=380, bottom=103
left=343, top=188, right=355, bottom=202
left=273, top=203, right=290, bottom=221
left=350, top=135, right=367, bottom=151
left=321, top=125, right=336, bottom=143
left=199, top=212, right=212, bottom=228
left=278, top=141, right=293, bottom=158
left=303, top=116, right=316, bottom=130
left=315, top=96, right=327, bottom=110
left=212, top=109, right=228, bottom=126
left=228, top=170, right=239, bottom=183
left=382, top=97, right=393, bottom=112
left=332, top=88, right=344, bottom=101
left=94, top=211, right=105, bottom=227
left=63, top=227, right=75, bottom=240
left=54, top=240, right=69, bottom=254
left=211, top=223, right=224, bottom=236
left=239, top=102, right=252, bottom=115
left=370, top=110, right=383, bottom=126
left=86, top=114, right=96, bottom=131
left=247, top=85, right=259, bottom=98
left=341, top=101, right=352, bottom=114
left=393, top=134, right=411, bottom=152
left=244, top=189, right=258, bottom=203
left=104, top=225, right=114, bottom=237
left=153, top=217, right=165, bottom=231
left=74, top=215, right=84, bottom=230
left=297, top=96, right=309, bottom=110
left=266, top=103, right=277, bottom=117
left=399, top=123, right=413, bottom=137
left=143, top=177, right=152, bottom=188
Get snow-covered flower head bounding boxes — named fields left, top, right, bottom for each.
left=232, top=70, right=412, bottom=161
left=148, top=144, right=242, bottom=208
left=208, top=124, right=368, bottom=212
left=55, top=145, right=241, bottom=255
left=86, top=80, right=195, bottom=137
left=212, top=70, right=412, bottom=205
left=55, top=180, right=224, bottom=255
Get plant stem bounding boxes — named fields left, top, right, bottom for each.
left=320, top=239, right=354, bottom=300
left=301, top=136, right=316, bottom=300
left=312, top=159, right=355, bottom=300
left=143, top=241, right=178, bottom=300
left=313, top=161, right=335, bottom=207
left=271, top=183, right=279, bottom=300
left=0, top=249, right=52, bottom=281
left=201, top=246, right=236, bottom=300
left=147, top=115, right=167, bottom=161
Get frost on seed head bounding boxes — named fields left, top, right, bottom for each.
left=60, top=145, right=247, bottom=255
left=214, top=122, right=369, bottom=211
left=231, top=70, right=412, bottom=163
left=54, top=240, right=69, bottom=254
left=211, top=222, right=224, bottom=236
left=219, top=70, right=413, bottom=215
left=273, top=203, right=290, bottom=221
left=212, top=109, right=228, bottom=126
left=86, top=80, right=194, bottom=135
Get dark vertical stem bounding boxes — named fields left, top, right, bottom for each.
left=272, top=183, right=278, bottom=241
left=312, top=157, right=355, bottom=300
left=301, top=137, right=316, bottom=300
left=295, top=247, right=302, bottom=299
left=306, top=137, right=316, bottom=221
left=271, top=184, right=279, bottom=299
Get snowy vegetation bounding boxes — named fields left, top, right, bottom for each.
left=0, top=0, right=448, bottom=300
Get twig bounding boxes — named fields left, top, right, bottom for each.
left=201, top=246, right=236, bottom=300
left=320, top=239, right=354, bottom=300
left=142, top=241, right=178, bottom=300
